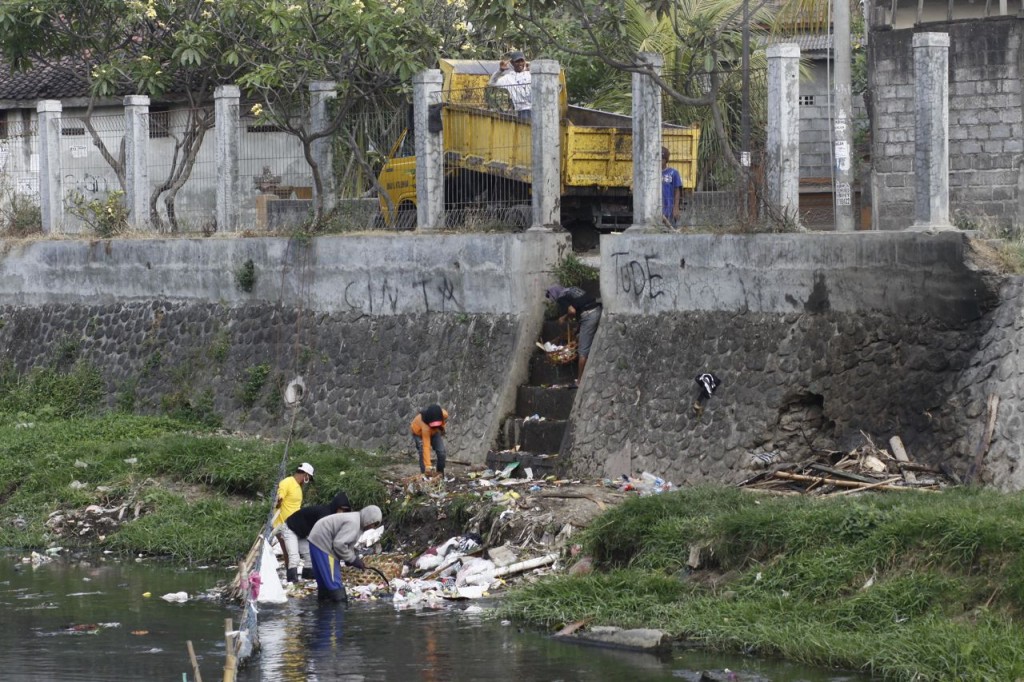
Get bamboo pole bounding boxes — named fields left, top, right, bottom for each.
left=186, top=640, right=203, bottom=682
left=772, top=471, right=936, bottom=492
left=222, top=618, right=238, bottom=682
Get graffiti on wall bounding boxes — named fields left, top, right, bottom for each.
left=343, top=273, right=462, bottom=314
left=611, top=250, right=666, bottom=301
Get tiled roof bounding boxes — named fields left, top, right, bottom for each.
left=0, top=59, right=94, bottom=101
left=769, top=33, right=863, bottom=55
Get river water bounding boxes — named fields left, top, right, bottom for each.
left=1, top=553, right=872, bottom=681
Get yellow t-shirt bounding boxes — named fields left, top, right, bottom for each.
left=273, top=476, right=303, bottom=527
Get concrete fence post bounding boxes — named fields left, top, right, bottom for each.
left=627, top=52, right=663, bottom=232
left=309, top=81, right=337, bottom=216
left=766, top=43, right=801, bottom=226
left=215, top=85, right=241, bottom=233
left=124, top=95, right=150, bottom=230
left=912, top=32, right=952, bottom=230
left=530, top=59, right=561, bottom=231
left=36, top=100, right=63, bottom=234
left=414, top=69, right=444, bottom=230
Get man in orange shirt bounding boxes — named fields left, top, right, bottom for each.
left=410, top=404, right=448, bottom=476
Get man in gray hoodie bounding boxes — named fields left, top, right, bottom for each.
left=308, top=505, right=383, bottom=603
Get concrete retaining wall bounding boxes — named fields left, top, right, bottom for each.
left=564, top=231, right=1015, bottom=487
left=0, top=233, right=570, bottom=459
left=3, top=231, right=1023, bottom=490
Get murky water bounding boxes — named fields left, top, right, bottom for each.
left=1, top=553, right=873, bottom=681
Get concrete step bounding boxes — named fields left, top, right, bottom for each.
left=528, top=353, right=577, bottom=387
left=486, top=449, right=562, bottom=478
left=501, top=417, right=567, bottom=453
left=516, top=385, right=576, bottom=420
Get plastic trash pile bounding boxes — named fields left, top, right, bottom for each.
left=607, top=471, right=675, bottom=496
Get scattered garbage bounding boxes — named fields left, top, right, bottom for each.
left=607, top=471, right=675, bottom=496
left=160, top=592, right=189, bottom=603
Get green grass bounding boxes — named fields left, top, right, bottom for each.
left=501, top=486, right=1024, bottom=681
left=0, top=412, right=389, bottom=564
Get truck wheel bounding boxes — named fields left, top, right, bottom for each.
left=394, top=203, right=417, bottom=230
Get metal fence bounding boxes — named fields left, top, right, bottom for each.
left=59, top=111, right=126, bottom=234
left=0, top=117, right=41, bottom=234
left=668, top=67, right=773, bottom=231
left=438, top=86, right=532, bottom=231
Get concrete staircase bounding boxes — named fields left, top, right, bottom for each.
left=487, top=319, right=577, bottom=478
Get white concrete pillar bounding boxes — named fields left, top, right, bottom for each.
left=36, top=100, right=63, bottom=234
left=414, top=69, right=444, bottom=230
left=215, top=85, right=241, bottom=233
left=628, top=52, right=663, bottom=232
left=766, top=43, right=801, bottom=225
left=529, top=60, right=561, bottom=231
left=124, top=95, right=150, bottom=230
left=309, top=81, right=337, bottom=215
left=912, top=33, right=952, bottom=230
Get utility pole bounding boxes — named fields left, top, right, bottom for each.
left=833, top=0, right=855, bottom=231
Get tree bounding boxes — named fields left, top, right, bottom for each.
left=218, top=0, right=443, bottom=224
left=468, top=0, right=782, bottom=179
left=0, top=0, right=243, bottom=231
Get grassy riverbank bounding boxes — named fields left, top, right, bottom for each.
left=0, top=364, right=389, bottom=563
left=500, top=486, right=1024, bottom=681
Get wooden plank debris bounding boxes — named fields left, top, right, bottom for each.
left=889, top=436, right=917, bottom=484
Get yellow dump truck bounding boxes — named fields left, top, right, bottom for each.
left=377, top=59, right=700, bottom=240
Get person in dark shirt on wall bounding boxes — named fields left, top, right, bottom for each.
left=285, top=492, right=352, bottom=580
left=546, top=284, right=602, bottom=382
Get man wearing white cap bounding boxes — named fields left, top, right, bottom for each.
left=273, top=462, right=314, bottom=584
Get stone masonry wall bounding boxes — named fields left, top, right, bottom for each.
left=564, top=231, right=1010, bottom=486
left=0, top=301, right=517, bottom=455
left=0, top=233, right=569, bottom=462
left=870, top=18, right=1024, bottom=231
left=565, top=310, right=982, bottom=484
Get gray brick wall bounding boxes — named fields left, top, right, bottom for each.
left=870, top=18, right=1024, bottom=231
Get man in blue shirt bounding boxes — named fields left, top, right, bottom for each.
left=661, top=146, right=682, bottom=227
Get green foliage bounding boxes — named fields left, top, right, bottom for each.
left=0, top=411, right=387, bottom=564
left=66, top=190, right=130, bottom=238
left=160, top=388, right=222, bottom=428
left=209, top=330, right=231, bottom=363
left=504, top=486, right=1024, bottom=681
left=108, top=493, right=263, bottom=563
left=553, top=252, right=598, bottom=288
left=0, top=190, right=42, bottom=236
left=239, top=363, right=271, bottom=408
left=234, top=258, right=257, bottom=293
left=0, top=361, right=105, bottom=419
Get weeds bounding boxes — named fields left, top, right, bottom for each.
left=234, top=258, right=257, bottom=292
left=553, top=252, right=598, bottom=288
left=239, top=363, right=271, bottom=408
left=0, top=412, right=388, bottom=564
left=502, top=486, right=1024, bottom=681
left=66, top=190, right=130, bottom=237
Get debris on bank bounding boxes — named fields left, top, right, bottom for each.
left=739, top=434, right=959, bottom=495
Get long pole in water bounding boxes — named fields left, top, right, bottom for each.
left=186, top=640, right=203, bottom=682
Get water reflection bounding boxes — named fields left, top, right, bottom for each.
left=0, top=554, right=873, bottom=682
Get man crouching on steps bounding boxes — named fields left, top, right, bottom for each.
left=307, top=505, right=383, bottom=603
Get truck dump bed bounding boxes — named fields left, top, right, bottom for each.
left=441, top=99, right=699, bottom=191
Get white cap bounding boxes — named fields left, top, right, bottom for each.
left=297, top=462, right=315, bottom=478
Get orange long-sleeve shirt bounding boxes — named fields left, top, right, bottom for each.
left=410, top=408, right=448, bottom=470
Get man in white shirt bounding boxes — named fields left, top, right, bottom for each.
left=488, top=50, right=532, bottom=120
